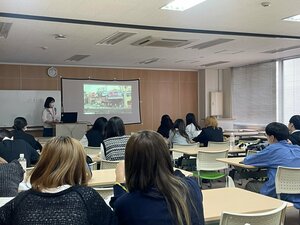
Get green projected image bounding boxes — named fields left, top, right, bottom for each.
left=84, top=84, right=132, bottom=114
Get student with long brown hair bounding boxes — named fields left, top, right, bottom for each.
left=169, top=119, right=191, bottom=145
left=111, top=130, right=204, bottom=225
left=0, top=136, right=116, bottom=225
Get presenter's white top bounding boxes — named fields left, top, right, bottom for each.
left=42, top=108, right=58, bottom=128
left=186, top=123, right=201, bottom=139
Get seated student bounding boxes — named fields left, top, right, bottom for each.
left=0, top=157, right=24, bottom=197
left=169, top=119, right=191, bottom=145
left=288, top=115, right=300, bottom=146
left=193, top=116, right=223, bottom=147
left=11, top=117, right=43, bottom=151
left=80, top=117, right=107, bottom=147
left=186, top=113, right=201, bottom=139
left=0, top=136, right=116, bottom=225
left=243, top=122, right=300, bottom=208
left=103, top=117, right=130, bottom=161
left=157, top=114, right=173, bottom=139
left=110, top=131, right=205, bottom=225
left=0, top=129, right=39, bottom=167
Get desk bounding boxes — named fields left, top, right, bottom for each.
left=223, top=131, right=260, bottom=137
left=216, top=157, right=255, bottom=169
left=171, top=146, right=245, bottom=156
left=88, top=168, right=193, bottom=187
left=203, top=187, right=291, bottom=222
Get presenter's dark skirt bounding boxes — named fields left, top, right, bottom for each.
left=43, top=128, right=54, bottom=137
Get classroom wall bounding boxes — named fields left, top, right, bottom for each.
left=0, top=64, right=198, bottom=135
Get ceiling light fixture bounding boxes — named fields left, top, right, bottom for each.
left=283, top=14, right=300, bottom=22
left=161, top=0, right=207, bottom=11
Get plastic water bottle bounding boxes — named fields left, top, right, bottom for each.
left=229, top=133, right=235, bottom=150
left=18, top=153, right=27, bottom=171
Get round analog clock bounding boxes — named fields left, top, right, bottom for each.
left=47, top=67, right=58, bottom=77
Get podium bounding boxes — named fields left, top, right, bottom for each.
left=55, top=123, right=87, bottom=140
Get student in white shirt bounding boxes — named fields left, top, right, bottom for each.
left=185, top=113, right=201, bottom=140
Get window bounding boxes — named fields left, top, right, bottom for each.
left=282, top=58, right=300, bottom=124
left=232, top=61, right=277, bottom=127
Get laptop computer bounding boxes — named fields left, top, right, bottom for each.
left=61, top=112, right=78, bottom=123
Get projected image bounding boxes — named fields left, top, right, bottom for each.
left=84, top=84, right=132, bottom=114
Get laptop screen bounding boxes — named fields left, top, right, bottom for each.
left=61, top=112, right=78, bottom=123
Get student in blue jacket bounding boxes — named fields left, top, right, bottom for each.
left=111, top=130, right=205, bottom=225
left=244, top=122, right=300, bottom=209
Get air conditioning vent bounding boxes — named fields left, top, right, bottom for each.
left=189, top=38, right=234, bottom=50
left=132, top=36, right=192, bottom=48
left=262, top=45, right=300, bottom=54
left=96, top=32, right=136, bottom=45
left=65, top=55, right=90, bottom=62
left=0, top=22, right=12, bottom=39
left=201, top=61, right=229, bottom=67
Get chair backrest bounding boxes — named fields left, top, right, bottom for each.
left=275, top=166, right=300, bottom=195
left=219, top=202, right=287, bottom=225
left=93, top=187, right=113, bottom=199
left=246, top=149, right=258, bottom=156
left=173, top=143, right=199, bottom=148
left=100, top=159, right=119, bottom=170
left=207, top=141, right=229, bottom=150
left=196, top=149, right=228, bottom=171
left=226, top=176, right=235, bottom=188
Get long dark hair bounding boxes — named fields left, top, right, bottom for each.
left=91, top=117, right=107, bottom=136
left=105, top=116, right=125, bottom=139
left=171, top=119, right=190, bottom=142
left=125, top=131, right=193, bottom=225
left=160, top=114, right=173, bottom=129
left=186, top=113, right=201, bottom=130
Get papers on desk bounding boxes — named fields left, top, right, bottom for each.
left=0, top=197, right=14, bottom=207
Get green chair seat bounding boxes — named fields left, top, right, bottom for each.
left=193, top=170, right=226, bottom=180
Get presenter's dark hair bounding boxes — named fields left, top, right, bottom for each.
left=265, top=122, right=289, bottom=141
left=105, top=116, right=125, bottom=139
left=0, top=129, right=12, bottom=141
left=13, top=117, right=28, bottom=130
left=125, top=130, right=194, bottom=225
left=44, top=97, right=55, bottom=108
left=92, top=117, right=108, bottom=135
left=186, top=113, right=201, bottom=130
left=289, top=115, right=300, bottom=130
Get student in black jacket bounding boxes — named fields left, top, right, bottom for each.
left=0, top=129, right=39, bottom=167
left=11, top=117, right=42, bottom=151
left=193, top=116, right=223, bottom=147
left=288, top=115, right=300, bottom=146
left=80, top=117, right=107, bottom=147
left=157, top=114, right=173, bottom=139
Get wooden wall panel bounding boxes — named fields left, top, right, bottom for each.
left=0, top=64, right=198, bottom=133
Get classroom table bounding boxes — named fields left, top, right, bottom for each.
left=203, top=187, right=291, bottom=223
left=88, top=168, right=193, bottom=187
left=216, top=157, right=256, bottom=169
left=223, top=131, right=260, bottom=137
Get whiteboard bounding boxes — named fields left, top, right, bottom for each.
left=0, top=90, right=61, bottom=127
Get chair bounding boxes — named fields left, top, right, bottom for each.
left=246, top=149, right=258, bottom=156
left=88, top=162, right=97, bottom=171
left=275, top=166, right=300, bottom=222
left=194, top=149, right=228, bottom=186
left=93, top=187, right=114, bottom=199
left=226, top=175, right=235, bottom=187
left=219, top=202, right=287, bottom=225
left=207, top=141, right=229, bottom=150
left=84, top=146, right=100, bottom=155
left=100, top=159, right=119, bottom=169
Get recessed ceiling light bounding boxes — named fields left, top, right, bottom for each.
left=54, top=34, right=67, bottom=40
left=283, top=14, right=300, bottom=22
left=161, top=0, right=207, bottom=11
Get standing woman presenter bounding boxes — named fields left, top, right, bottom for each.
left=42, top=97, right=59, bottom=137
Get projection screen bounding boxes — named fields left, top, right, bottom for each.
left=61, top=78, right=141, bottom=124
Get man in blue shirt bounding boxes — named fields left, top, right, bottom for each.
left=244, top=122, right=300, bottom=209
